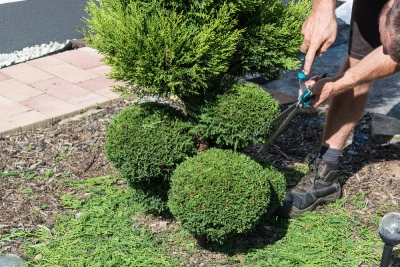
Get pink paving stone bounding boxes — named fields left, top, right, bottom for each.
left=54, top=50, right=104, bottom=70
left=77, top=77, right=120, bottom=92
left=86, top=65, right=112, bottom=77
left=0, top=63, right=54, bottom=84
left=20, top=94, right=81, bottom=117
left=77, top=78, right=125, bottom=99
left=0, top=79, right=44, bottom=102
left=43, top=63, right=99, bottom=83
left=0, top=117, right=19, bottom=133
left=26, top=56, right=65, bottom=69
left=78, top=47, right=103, bottom=59
left=67, top=92, right=110, bottom=108
left=32, top=77, right=91, bottom=100
left=95, top=88, right=122, bottom=100
left=9, top=110, right=50, bottom=127
left=0, top=72, right=11, bottom=82
left=0, top=96, right=31, bottom=118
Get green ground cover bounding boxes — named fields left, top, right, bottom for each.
left=3, top=170, right=386, bottom=267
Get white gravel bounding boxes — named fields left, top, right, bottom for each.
left=0, top=40, right=70, bottom=68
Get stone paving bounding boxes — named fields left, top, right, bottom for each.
left=0, top=47, right=124, bottom=137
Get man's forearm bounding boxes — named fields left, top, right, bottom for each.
left=311, top=0, right=336, bottom=15
left=334, top=46, right=400, bottom=96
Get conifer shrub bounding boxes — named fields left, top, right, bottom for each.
left=168, top=148, right=282, bottom=243
left=254, top=158, right=287, bottom=218
left=83, top=0, right=242, bottom=114
left=228, top=0, right=312, bottom=79
left=192, top=82, right=280, bottom=150
left=104, top=102, right=197, bottom=185
left=83, top=0, right=311, bottom=114
left=130, top=179, right=170, bottom=214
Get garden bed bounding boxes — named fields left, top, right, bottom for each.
left=0, top=98, right=399, bottom=265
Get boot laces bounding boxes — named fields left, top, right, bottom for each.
left=292, top=158, right=320, bottom=192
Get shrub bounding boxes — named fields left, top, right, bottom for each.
left=253, top=157, right=286, bottom=217
left=83, top=0, right=311, bottom=114
left=168, top=148, right=280, bottom=243
left=129, top=179, right=171, bottom=214
left=192, top=82, right=280, bottom=150
left=83, top=0, right=242, bottom=113
left=229, top=0, right=312, bottom=79
left=104, top=102, right=197, bottom=184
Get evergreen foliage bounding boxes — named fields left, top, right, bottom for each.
left=84, top=0, right=242, bottom=111
left=192, top=82, right=280, bottom=150
left=229, top=0, right=312, bottom=78
left=104, top=102, right=197, bottom=185
left=168, top=148, right=275, bottom=243
left=254, top=157, right=287, bottom=217
left=129, top=179, right=171, bottom=214
left=83, top=0, right=311, bottom=113
left=84, top=0, right=309, bottom=224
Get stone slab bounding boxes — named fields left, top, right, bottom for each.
left=371, top=113, right=400, bottom=143
left=0, top=254, right=25, bottom=267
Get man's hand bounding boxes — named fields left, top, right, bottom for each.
left=299, top=75, right=334, bottom=108
left=301, top=0, right=337, bottom=75
left=308, top=77, right=334, bottom=107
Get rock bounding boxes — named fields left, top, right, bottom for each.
left=237, top=254, right=245, bottom=264
left=0, top=254, right=25, bottom=267
left=263, top=88, right=297, bottom=106
left=371, top=113, right=400, bottom=143
left=29, top=160, right=43, bottom=170
left=159, top=221, right=168, bottom=229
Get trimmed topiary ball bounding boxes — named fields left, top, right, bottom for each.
left=168, top=148, right=282, bottom=243
left=104, top=102, right=197, bottom=184
left=253, top=158, right=287, bottom=218
left=192, top=82, right=280, bottom=150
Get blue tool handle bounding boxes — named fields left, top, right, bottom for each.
left=298, top=71, right=306, bottom=80
left=299, top=73, right=327, bottom=107
left=298, top=88, right=312, bottom=107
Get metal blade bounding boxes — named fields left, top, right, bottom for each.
left=255, top=102, right=298, bottom=137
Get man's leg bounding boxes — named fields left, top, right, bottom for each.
left=275, top=56, right=371, bottom=219
left=323, top=56, right=372, bottom=150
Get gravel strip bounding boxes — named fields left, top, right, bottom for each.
left=0, top=40, right=70, bottom=68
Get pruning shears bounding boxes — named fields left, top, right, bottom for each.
left=255, top=62, right=326, bottom=146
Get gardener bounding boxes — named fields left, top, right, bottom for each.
left=276, top=0, right=400, bottom=218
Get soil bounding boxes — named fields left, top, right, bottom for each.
left=0, top=98, right=399, bottom=265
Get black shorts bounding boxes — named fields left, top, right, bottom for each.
left=348, top=0, right=387, bottom=59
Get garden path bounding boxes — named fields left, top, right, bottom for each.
left=0, top=47, right=124, bottom=138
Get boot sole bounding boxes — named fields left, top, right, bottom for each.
left=287, top=186, right=342, bottom=218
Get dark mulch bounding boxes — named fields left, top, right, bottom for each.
left=0, top=98, right=399, bottom=264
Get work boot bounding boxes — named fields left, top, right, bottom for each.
left=275, top=158, right=342, bottom=218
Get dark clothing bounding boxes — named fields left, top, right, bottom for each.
left=349, top=0, right=387, bottom=59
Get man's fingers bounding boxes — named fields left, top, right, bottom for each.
left=298, top=76, right=319, bottom=98
left=300, top=40, right=309, bottom=54
left=317, top=41, right=333, bottom=57
left=303, top=48, right=318, bottom=75
left=304, top=79, right=317, bottom=89
left=310, top=95, right=320, bottom=107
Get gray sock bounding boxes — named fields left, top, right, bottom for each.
left=318, top=145, right=342, bottom=163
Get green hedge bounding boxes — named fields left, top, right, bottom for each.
left=104, top=102, right=197, bottom=184
left=192, top=82, right=280, bottom=150
left=84, top=0, right=311, bottom=114
left=168, top=148, right=278, bottom=243
left=84, top=0, right=241, bottom=102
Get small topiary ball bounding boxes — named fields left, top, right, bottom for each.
left=168, top=148, right=280, bottom=244
left=104, top=102, right=197, bottom=185
left=192, top=82, right=280, bottom=150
